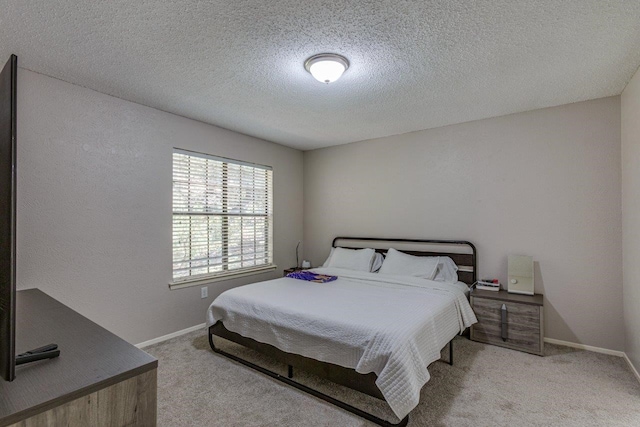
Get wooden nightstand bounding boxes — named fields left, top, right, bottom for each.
left=470, top=289, right=544, bottom=356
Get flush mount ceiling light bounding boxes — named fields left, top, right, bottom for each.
left=304, top=53, right=349, bottom=84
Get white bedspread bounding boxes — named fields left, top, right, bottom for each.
left=206, top=267, right=477, bottom=419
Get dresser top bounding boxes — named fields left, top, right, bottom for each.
left=0, top=289, right=157, bottom=426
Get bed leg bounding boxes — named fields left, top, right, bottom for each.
left=288, top=365, right=293, bottom=378
left=449, top=339, right=453, bottom=366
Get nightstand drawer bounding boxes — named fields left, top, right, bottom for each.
left=473, top=298, right=540, bottom=325
left=472, top=321, right=540, bottom=354
left=471, top=294, right=544, bottom=355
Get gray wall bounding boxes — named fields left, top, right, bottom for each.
left=304, top=97, right=623, bottom=350
left=16, top=69, right=304, bottom=344
left=622, top=66, right=640, bottom=371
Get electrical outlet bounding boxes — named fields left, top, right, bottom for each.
left=200, top=286, right=208, bottom=299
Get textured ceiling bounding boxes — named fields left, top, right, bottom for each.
left=1, top=1, right=639, bottom=151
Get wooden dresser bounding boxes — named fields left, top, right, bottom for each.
left=470, top=289, right=544, bottom=356
left=0, top=289, right=157, bottom=426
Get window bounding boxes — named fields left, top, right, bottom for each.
left=172, top=149, right=274, bottom=285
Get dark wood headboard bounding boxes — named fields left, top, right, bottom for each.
left=332, top=237, right=477, bottom=285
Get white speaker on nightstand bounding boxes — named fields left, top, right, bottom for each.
left=508, top=255, right=534, bottom=295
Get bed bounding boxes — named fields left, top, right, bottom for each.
left=206, top=237, right=478, bottom=426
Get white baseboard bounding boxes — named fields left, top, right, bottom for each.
left=136, top=323, right=206, bottom=349
left=543, top=337, right=625, bottom=357
left=623, top=353, right=640, bottom=384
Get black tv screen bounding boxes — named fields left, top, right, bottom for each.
left=0, top=54, right=17, bottom=382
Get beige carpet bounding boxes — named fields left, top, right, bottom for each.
left=144, top=330, right=640, bottom=426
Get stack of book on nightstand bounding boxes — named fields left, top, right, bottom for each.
left=475, top=280, right=501, bottom=291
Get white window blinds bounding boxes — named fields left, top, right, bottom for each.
left=172, top=149, right=273, bottom=282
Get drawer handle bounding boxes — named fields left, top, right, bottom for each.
left=501, top=304, right=507, bottom=341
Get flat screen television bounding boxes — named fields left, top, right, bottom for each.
left=0, top=54, right=59, bottom=382
left=0, top=54, right=18, bottom=382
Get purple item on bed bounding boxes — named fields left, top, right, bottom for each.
left=286, top=270, right=338, bottom=283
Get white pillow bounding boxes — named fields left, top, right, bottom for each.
left=433, top=256, right=459, bottom=283
left=323, top=247, right=376, bottom=272
left=371, top=252, right=384, bottom=272
left=322, top=248, right=335, bottom=267
left=378, top=248, right=439, bottom=279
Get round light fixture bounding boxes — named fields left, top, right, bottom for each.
left=304, top=53, right=349, bottom=84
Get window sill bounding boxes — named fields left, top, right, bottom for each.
left=169, top=265, right=278, bottom=290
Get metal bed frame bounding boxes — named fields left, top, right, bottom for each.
left=208, top=237, right=477, bottom=427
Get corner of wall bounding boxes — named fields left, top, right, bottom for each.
left=621, top=64, right=640, bottom=373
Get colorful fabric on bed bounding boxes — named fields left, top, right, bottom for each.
left=285, top=270, right=338, bottom=283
